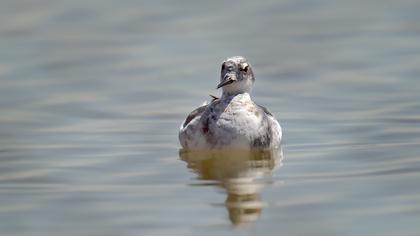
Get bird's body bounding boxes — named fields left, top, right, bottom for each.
left=179, top=56, right=282, bottom=149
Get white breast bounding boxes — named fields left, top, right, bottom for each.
left=179, top=93, right=281, bottom=149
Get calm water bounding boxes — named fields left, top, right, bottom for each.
left=1, top=0, right=420, bottom=235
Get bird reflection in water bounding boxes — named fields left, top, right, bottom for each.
left=179, top=148, right=283, bottom=226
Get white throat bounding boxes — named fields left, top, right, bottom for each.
left=222, top=79, right=253, bottom=97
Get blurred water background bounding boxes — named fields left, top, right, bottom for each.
left=1, top=0, right=420, bottom=235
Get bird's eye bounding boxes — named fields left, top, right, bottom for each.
left=240, top=64, right=249, bottom=73
left=221, top=64, right=225, bottom=71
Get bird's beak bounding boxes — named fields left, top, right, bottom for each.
left=217, top=73, right=237, bottom=89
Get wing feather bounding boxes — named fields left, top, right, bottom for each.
left=182, top=105, right=207, bottom=128
left=257, top=104, right=273, bottom=116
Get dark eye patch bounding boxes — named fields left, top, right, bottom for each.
left=240, top=64, right=249, bottom=73
left=221, top=64, right=225, bottom=71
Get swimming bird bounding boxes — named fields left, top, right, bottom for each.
left=179, top=56, right=282, bottom=149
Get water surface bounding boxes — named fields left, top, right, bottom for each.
left=1, top=0, right=420, bottom=235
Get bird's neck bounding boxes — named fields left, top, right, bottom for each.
left=221, top=79, right=253, bottom=98
left=221, top=91, right=251, bottom=100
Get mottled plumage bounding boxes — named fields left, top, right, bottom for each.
left=179, top=56, right=282, bottom=149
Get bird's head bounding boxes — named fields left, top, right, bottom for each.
left=217, top=56, right=255, bottom=96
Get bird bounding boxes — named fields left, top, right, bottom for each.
left=179, top=56, right=282, bottom=149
